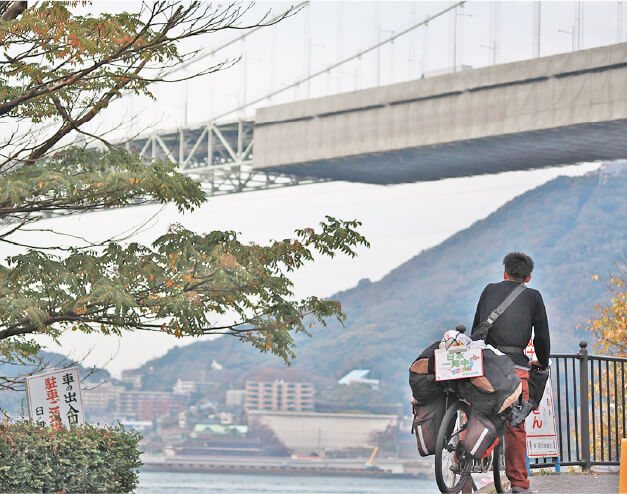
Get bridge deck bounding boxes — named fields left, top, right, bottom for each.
left=254, top=119, right=627, bottom=184
left=253, top=42, right=627, bottom=184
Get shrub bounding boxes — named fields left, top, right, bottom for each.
left=0, top=421, right=142, bottom=493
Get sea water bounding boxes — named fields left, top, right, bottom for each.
left=137, top=471, right=435, bottom=494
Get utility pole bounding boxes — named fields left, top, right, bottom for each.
left=422, top=16, right=429, bottom=76
left=449, top=4, right=458, bottom=71
left=558, top=26, right=575, bottom=52
left=489, top=1, right=501, bottom=65
left=306, top=38, right=312, bottom=98
left=270, top=29, right=276, bottom=101
left=240, top=38, right=247, bottom=117
left=306, top=38, right=326, bottom=98
left=409, top=3, right=417, bottom=80
left=375, top=1, right=381, bottom=86
left=337, top=2, right=344, bottom=93
left=457, top=6, right=471, bottom=70
left=184, top=79, right=189, bottom=127
left=304, top=7, right=311, bottom=98
left=207, top=54, right=215, bottom=113
left=382, top=28, right=395, bottom=83
left=533, top=1, right=542, bottom=58
left=618, top=1, right=624, bottom=42
left=574, top=0, right=583, bottom=50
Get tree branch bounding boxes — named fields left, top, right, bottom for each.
left=0, top=1, right=27, bottom=22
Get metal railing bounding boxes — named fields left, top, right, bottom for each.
left=530, top=341, right=626, bottom=470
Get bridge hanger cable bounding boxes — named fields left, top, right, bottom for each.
left=168, top=1, right=310, bottom=76
left=209, top=0, right=466, bottom=123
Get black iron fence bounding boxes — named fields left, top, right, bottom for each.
left=530, top=341, right=626, bottom=470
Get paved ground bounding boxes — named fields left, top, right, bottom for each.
left=478, top=471, right=619, bottom=493
left=527, top=471, right=618, bottom=493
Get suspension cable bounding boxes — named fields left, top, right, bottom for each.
left=209, top=0, right=466, bottom=122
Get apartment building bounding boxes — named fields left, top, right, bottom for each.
left=116, top=391, right=187, bottom=421
left=245, top=380, right=314, bottom=412
left=82, top=382, right=123, bottom=412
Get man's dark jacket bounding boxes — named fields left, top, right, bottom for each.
left=471, top=280, right=550, bottom=368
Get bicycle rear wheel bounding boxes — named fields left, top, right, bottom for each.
left=492, top=434, right=508, bottom=493
left=434, top=400, right=472, bottom=493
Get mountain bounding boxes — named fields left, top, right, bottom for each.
left=134, top=163, right=627, bottom=397
left=0, top=351, right=111, bottom=414
left=0, top=350, right=111, bottom=382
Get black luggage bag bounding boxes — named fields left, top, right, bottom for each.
left=412, top=395, right=446, bottom=456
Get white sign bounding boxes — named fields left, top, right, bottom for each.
left=26, top=367, right=85, bottom=430
left=526, top=375, right=559, bottom=457
left=524, top=340, right=559, bottom=458
left=434, top=347, right=484, bottom=381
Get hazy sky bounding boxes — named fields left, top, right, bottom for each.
left=6, top=2, right=624, bottom=376
left=14, top=162, right=597, bottom=377
left=104, top=1, right=627, bottom=132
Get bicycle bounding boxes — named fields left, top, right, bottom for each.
left=434, top=383, right=508, bottom=493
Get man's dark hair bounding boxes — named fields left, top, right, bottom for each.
left=503, top=252, right=534, bottom=281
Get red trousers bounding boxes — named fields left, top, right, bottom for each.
left=505, top=368, right=530, bottom=490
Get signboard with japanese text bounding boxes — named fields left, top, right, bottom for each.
left=434, top=347, right=484, bottom=381
left=26, top=367, right=85, bottom=430
left=525, top=375, right=559, bottom=457
left=524, top=339, right=559, bottom=458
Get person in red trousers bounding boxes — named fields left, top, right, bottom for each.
left=471, top=252, right=550, bottom=494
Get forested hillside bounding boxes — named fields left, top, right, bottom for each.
left=128, top=164, right=627, bottom=395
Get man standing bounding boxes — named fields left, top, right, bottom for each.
left=471, top=252, right=550, bottom=494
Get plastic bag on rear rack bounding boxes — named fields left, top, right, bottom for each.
left=409, top=341, right=442, bottom=404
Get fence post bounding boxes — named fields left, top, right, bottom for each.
left=579, top=340, right=591, bottom=470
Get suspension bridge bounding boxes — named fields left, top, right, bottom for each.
left=121, top=1, right=627, bottom=194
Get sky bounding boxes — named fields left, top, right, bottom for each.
left=4, top=1, right=624, bottom=376
left=12, top=162, right=598, bottom=377
left=101, top=0, right=627, bottom=132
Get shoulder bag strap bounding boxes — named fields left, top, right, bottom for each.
left=485, top=283, right=527, bottom=325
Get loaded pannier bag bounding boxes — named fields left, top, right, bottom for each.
left=461, top=410, right=501, bottom=460
left=412, top=396, right=446, bottom=456
left=409, top=340, right=447, bottom=456
left=459, top=348, right=522, bottom=417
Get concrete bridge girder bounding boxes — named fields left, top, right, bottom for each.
left=252, top=42, right=627, bottom=184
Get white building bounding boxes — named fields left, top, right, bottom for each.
left=337, top=369, right=380, bottom=390
left=173, top=379, right=198, bottom=395
left=173, top=378, right=215, bottom=395
left=247, top=410, right=397, bottom=455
